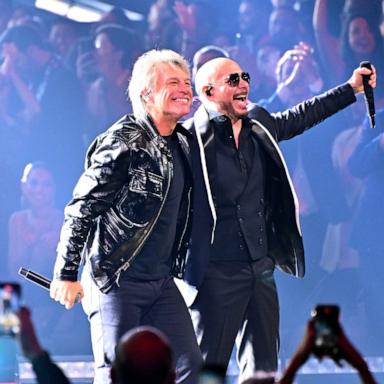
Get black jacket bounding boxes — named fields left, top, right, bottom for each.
left=182, top=83, right=356, bottom=296
left=54, top=114, right=193, bottom=293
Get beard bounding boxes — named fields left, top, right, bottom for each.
left=216, top=99, right=248, bottom=122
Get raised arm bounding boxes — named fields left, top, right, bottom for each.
left=267, top=64, right=376, bottom=142
left=1, top=43, right=40, bottom=125
left=18, top=307, right=70, bottom=384
left=313, top=0, right=344, bottom=82
left=278, top=319, right=377, bottom=384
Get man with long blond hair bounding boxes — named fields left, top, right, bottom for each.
left=50, top=49, right=201, bottom=384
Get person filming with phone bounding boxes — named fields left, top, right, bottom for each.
left=278, top=305, right=377, bottom=384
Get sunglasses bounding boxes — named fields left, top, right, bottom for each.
left=225, top=72, right=251, bottom=87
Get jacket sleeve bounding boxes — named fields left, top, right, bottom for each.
left=268, top=83, right=356, bottom=142
left=54, top=133, right=131, bottom=281
left=32, top=351, right=70, bottom=384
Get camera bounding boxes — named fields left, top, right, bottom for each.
left=311, top=304, right=340, bottom=358
left=0, top=283, right=21, bottom=336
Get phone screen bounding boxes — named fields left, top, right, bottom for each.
left=311, top=304, right=340, bottom=357
left=0, top=283, right=21, bottom=336
left=198, top=372, right=225, bottom=384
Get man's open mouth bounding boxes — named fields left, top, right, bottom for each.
left=233, top=94, right=247, bottom=102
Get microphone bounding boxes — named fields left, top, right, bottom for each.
left=18, top=268, right=50, bottom=290
left=18, top=267, right=81, bottom=303
left=359, top=61, right=375, bottom=128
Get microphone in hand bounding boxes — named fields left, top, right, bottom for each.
left=359, top=61, right=376, bottom=128
left=18, top=268, right=81, bottom=304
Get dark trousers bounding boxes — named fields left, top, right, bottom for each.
left=190, top=258, right=279, bottom=382
left=81, top=269, right=202, bottom=384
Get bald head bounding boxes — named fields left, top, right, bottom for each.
left=111, top=327, right=175, bottom=384
left=194, top=57, right=250, bottom=122
left=194, top=57, right=242, bottom=96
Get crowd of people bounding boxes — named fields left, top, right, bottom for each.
left=15, top=304, right=378, bottom=383
left=1, top=0, right=384, bottom=382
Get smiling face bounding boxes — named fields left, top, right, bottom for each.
left=205, top=59, right=250, bottom=123
left=145, top=62, right=193, bottom=124
left=21, top=167, right=55, bottom=209
left=348, top=17, right=375, bottom=55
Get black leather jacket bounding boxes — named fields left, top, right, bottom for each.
left=54, top=114, right=193, bottom=293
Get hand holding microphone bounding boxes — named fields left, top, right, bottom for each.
left=50, top=279, right=83, bottom=310
left=18, top=268, right=83, bottom=309
left=360, top=61, right=376, bottom=129
left=348, top=62, right=377, bottom=128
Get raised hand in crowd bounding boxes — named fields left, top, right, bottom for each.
left=17, top=306, right=70, bottom=384
left=174, top=1, right=196, bottom=35
left=278, top=316, right=377, bottom=384
left=0, top=40, right=40, bottom=125
left=276, top=42, right=323, bottom=104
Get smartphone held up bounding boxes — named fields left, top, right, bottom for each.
left=0, top=283, right=21, bottom=336
left=311, top=304, right=341, bottom=358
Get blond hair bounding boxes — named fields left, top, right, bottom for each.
left=128, top=49, right=190, bottom=120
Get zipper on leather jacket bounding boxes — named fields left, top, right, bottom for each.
left=177, top=186, right=192, bottom=252
left=114, top=144, right=173, bottom=282
left=173, top=186, right=192, bottom=277
left=115, top=261, right=131, bottom=287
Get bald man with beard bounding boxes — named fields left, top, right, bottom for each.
left=178, top=57, right=376, bottom=381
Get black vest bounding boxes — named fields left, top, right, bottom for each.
left=210, top=118, right=268, bottom=261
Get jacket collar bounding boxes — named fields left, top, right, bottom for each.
left=250, top=118, right=301, bottom=236
left=193, top=105, right=217, bottom=243
left=139, top=113, right=192, bottom=140
left=193, top=105, right=214, bottom=147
